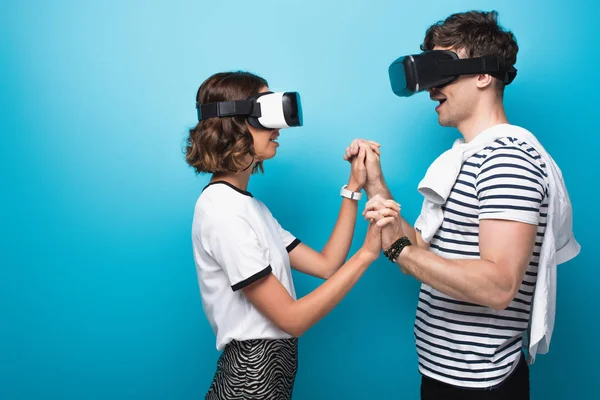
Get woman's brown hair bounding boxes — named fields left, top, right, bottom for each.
left=186, top=71, right=268, bottom=174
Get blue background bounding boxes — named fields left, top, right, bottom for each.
left=1, top=0, right=597, bottom=398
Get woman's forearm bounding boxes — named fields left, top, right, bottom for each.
left=320, top=183, right=361, bottom=274
left=287, top=249, right=373, bottom=336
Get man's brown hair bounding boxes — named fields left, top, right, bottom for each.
left=422, top=10, right=518, bottom=92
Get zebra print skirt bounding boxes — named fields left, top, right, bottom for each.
left=206, top=338, right=298, bottom=400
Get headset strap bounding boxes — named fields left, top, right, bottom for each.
left=438, top=56, right=517, bottom=84
left=196, top=100, right=261, bottom=121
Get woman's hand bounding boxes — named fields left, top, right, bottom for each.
left=360, top=218, right=383, bottom=262
left=347, top=140, right=370, bottom=191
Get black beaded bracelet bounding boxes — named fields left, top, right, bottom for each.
left=383, top=236, right=412, bottom=263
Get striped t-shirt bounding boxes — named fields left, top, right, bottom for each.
left=414, top=136, right=549, bottom=389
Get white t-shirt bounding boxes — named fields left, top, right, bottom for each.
left=192, top=181, right=301, bottom=350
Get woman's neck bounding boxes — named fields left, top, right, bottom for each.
left=211, top=158, right=253, bottom=191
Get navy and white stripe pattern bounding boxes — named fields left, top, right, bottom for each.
left=206, top=338, right=298, bottom=400
left=415, top=137, right=549, bottom=389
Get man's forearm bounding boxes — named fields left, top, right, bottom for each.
left=365, top=179, right=419, bottom=245
left=365, top=179, right=392, bottom=200
left=396, top=246, right=517, bottom=310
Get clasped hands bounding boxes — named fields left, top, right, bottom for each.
left=344, top=139, right=405, bottom=255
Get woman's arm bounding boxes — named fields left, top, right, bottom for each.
left=289, top=141, right=379, bottom=279
left=243, top=219, right=383, bottom=337
left=287, top=195, right=358, bottom=279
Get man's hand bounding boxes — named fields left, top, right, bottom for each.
left=363, top=195, right=404, bottom=250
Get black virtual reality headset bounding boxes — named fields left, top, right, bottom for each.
left=196, top=91, right=303, bottom=130
left=388, top=50, right=517, bottom=97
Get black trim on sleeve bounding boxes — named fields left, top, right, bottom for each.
left=286, top=238, right=301, bottom=253
left=202, top=181, right=253, bottom=197
left=231, top=265, right=272, bottom=291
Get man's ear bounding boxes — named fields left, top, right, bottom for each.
left=476, top=73, right=494, bottom=89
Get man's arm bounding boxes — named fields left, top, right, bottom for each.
left=368, top=143, right=546, bottom=309
left=363, top=180, right=425, bottom=248
left=347, top=140, right=427, bottom=249
left=395, top=218, right=537, bottom=310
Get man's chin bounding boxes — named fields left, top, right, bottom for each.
left=437, top=116, right=455, bottom=128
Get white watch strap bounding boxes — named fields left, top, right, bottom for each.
left=340, top=185, right=362, bottom=201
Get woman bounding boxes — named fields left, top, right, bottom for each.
left=186, top=71, right=397, bottom=400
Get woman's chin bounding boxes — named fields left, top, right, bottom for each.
left=257, top=150, right=277, bottom=161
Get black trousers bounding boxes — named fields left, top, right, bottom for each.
left=421, top=353, right=530, bottom=400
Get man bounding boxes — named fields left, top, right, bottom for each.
left=346, top=10, right=579, bottom=399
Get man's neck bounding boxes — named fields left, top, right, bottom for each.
left=457, top=102, right=508, bottom=143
